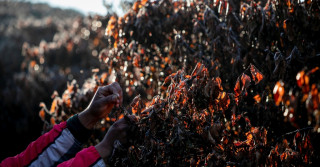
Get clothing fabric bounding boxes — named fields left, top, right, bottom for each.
left=0, top=115, right=106, bottom=167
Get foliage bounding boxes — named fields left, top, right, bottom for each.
left=17, top=0, right=320, bottom=166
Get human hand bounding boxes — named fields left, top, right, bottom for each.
left=79, top=82, right=123, bottom=129
left=95, top=115, right=137, bottom=161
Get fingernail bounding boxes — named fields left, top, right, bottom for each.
left=112, top=94, right=118, bottom=101
left=115, top=93, right=120, bottom=98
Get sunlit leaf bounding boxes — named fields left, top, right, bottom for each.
left=273, top=81, right=285, bottom=106
left=250, top=64, right=264, bottom=84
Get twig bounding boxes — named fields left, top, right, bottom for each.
left=120, top=105, right=129, bottom=115
left=275, top=127, right=313, bottom=142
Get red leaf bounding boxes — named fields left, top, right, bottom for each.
left=234, top=73, right=251, bottom=104
left=250, top=64, right=264, bottom=84
left=273, top=81, right=285, bottom=106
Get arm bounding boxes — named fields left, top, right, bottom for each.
left=0, top=121, right=73, bottom=167
left=0, top=116, right=89, bottom=167
left=1, top=82, right=123, bottom=167
left=57, top=115, right=137, bottom=167
left=57, top=146, right=105, bottom=167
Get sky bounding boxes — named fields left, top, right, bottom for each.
left=28, top=0, right=123, bottom=16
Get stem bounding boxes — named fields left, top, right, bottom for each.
left=275, top=127, right=313, bottom=142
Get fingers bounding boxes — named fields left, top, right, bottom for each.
left=115, top=115, right=137, bottom=127
left=105, top=115, right=137, bottom=146
left=101, top=82, right=121, bottom=95
left=100, top=82, right=123, bottom=105
left=101, top=94, right=120, bottom=106
left=110, top=82, right=123, bottom=105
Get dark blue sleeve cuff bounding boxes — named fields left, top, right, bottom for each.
left=67, top=114, right=93, bottom=143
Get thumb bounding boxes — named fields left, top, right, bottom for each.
left=101, top=93, right=119, bottom=104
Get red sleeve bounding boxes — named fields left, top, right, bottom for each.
left=57, top=146, right=105, bottom=167
left=0, top=122, right=67, bottom=167
left=0, top=114, right=95, bottom=166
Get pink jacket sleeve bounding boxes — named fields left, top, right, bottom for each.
left=0, top=114, right=104, bottom=167
left=0, top=122, right=75, bottom=167
left=57, top=146, right=106, bottom=167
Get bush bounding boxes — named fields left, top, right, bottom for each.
left=4, top=0, right=320, bottom=166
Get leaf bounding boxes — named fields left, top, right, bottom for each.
left=273, top=81, right=285, bottom=106
left=250, top=64, right=264, bottom=84
left=234, top=76, right=241, bottom=104
left=280, top=152, right=288, bottom=161
left=241, top=73, right=251, bottom=91
left=39, top=109, right=45, bottom=121
left=191, top=62, right=202, bottom=76
left=130, top=94, right=142, bottom=115
left=253, top=94, right=261, bottom=103
left=133, top=54, right=140, bottom=67
left=50, top=99, right=57, bottom=114
left=296, top=70, right=307, bottom=88
left=245, top=132, right=253, bottom=145
left=50, top=117, right=56, bottom=125
left=234, top=73, right=251, bottom=104
left=218, top=92, right=230, bottom=110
